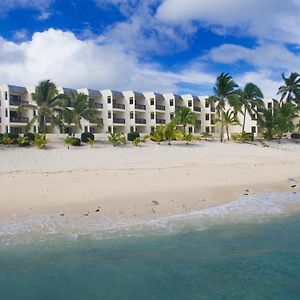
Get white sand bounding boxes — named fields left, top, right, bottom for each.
left=1, top=139, right=300, bottom=222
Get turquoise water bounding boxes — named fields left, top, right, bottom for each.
left=0, top=213, right=300, bottom=300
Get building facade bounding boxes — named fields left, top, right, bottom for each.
left=0, top=83, right=274, bottom=137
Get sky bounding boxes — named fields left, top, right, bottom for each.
left=0, top=0, right=300, bottom=98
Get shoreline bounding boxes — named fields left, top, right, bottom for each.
left=1, top=141, right=300, bottom=225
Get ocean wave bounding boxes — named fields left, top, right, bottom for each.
left=1, top=191, right=300, bottom=247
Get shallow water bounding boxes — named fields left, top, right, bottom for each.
left=1, top=193, right=300, bottom=299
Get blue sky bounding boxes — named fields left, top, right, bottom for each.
left=0, top=0, right=300, bottom=97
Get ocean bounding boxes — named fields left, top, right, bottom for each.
left=0, top=192, right=300, bottom=300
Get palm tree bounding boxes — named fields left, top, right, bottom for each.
left=209, top=73, right=240, bottom=142
left=174, top=107, right=197, bottom=133
left=239, top=83, right=264, bottom=132
left=164, top=121, right=177, bottom=145
left=215, top=110, right=241, bottom=141
left=18, top=80, right=65, bottom=134
left=63, top=92, right=101, bottom=136
left=277, top=72, right=300, bottom=103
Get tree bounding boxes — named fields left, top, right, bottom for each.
left=108, top=131, right=126, bottom=146
left=164, top=121, right=177, bottom=145
left=145, top=125, right=165, bottom=145
left=208, top=73, right=240, bottom=142
left=277, top=72, right=300, bottom=104
left=174, top=107, right=197, bottom=133
left=239, top=83, right=264, bottom=132
left=215, top=110, right=241, bottom=141
left=62, top=92, right=101, bottom=136
left=18, top=80, right=65, bottom=134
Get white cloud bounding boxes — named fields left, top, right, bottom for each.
left=12, top=29, right=29, bottom=41
left=207, top=43, right=300, bottom=71
left=156, top=0, right=300, bottom=45
left=0, top=28, right=215, bottom=93
left=0, top=0, right=53, bottom=15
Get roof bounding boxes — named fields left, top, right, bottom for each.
left=8, top=85, right=27, bottom=94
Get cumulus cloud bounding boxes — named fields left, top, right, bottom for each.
left=156, top=0, right=300, bottom=45
left=0, top=29, right=215, bottom=93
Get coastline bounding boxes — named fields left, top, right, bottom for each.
left=1, top=140, right=300, bottom=225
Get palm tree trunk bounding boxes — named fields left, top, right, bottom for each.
left=220, top=109, right=224, bottom=142
left=242, top=107, right=247, bottom=132
left=226, top=125, right=230, bottom=141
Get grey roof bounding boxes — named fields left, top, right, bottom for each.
left=8, top=85, right=27, bottom=94
left=173, top=94, right=183, bottom=100
left=133, top=91, right=145, bottom=98
left=111, top=90, right=123, bottom=97
left=63, top=87, right=78, bottom=94
left=87, top=89, right=101, bottom=97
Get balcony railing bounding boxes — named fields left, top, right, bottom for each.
left=10, top=100, right=29, bottom=106
left=135, top=118, right=146, bottom=124
left=194, top=106, right=201, bottom=112
left=113, top=103, right=125, bottom=110
left=156, top=118, right=166, bottom=124
left=156, top=104, right=165, bottom=111
left=175, top=105, right=184, bottom=110
left=135, top=103, right=146, bottom=110
left=95, top=103, right=103, bottom=109
left=113, top=117, right=125, bottom=124
left=46, top=117, right=53, bottom=123
left=210, top=107, right=216, bottom=112
left=10, top=116, right=29, bottom=123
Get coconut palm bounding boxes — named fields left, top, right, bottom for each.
left=164, top=121, right=177, bottom=145
left=239, top=83, right=264, bottom=132
left=18, top=80, right=65, bottom=134
left=277, top=72, right=300, bottom=103
left=145, top=125, right=165, bottom=145
left=174, top=107, right=197, bottom=133
left=215, top=110, right=241, bottom=141
left=62, top=92, right=101, bottom=136
left=208, top=73, right=240, bottom=142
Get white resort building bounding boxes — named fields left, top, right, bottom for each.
left=0, top=83, right=276, bottom=137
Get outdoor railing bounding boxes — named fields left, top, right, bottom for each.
left=135, top=118, right=146, bottom=124
left=194, top=106, right=201, bottom=112
left=113, top=117, right=125, bottom=124
left=10, top=100, right=28, bottom=106
left=175, top=105, right=184, bottom=110
left=95, top=103, right=103, bottom=109
left=156, top=118, right=166, bottom=124
left=10, top=116, right=29, bottom=123
left=46, top=117, right=53, bottom=123
left=156, top=104, right=165, bottom=111
left=113, top=103, right=125, bottom=110
left=135, top=103, right=146, bottom=110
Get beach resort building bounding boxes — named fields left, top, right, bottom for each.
left=0, top=83, right=275, bottom=138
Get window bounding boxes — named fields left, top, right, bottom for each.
left=210, top=115, right=215, bottom=125
left=90, top=127, right=95, bottom=133
left=251, top=114, right=257, bottom=120
left=34, top=126, right=37, bottom=133
left=108, top=112, right=111, bottom=119
left=33, top=110, right=36, bottom=117
left=170, top=113, right=174, bottom=119
left=130, top=111, right=134, bottom=119
left=189, top=127, right=193, bottom=133
left=6, top=126, right=8, bottom=133
left=84, top=126, right=88, bottom=133
left=170, top=99, right=174, bottom=106
left=130, top=126, right=134, bottom=133
left=206, top=126, right=210, bottom=133
left=107, top=96, right=111, bottom=104
left=5, top=92, right=8, bottom=100
left=188, top=100, right=192, bottom=107
left=252, top=126, right=257, bottom=134
left=108, top=126, right=112, bottom=133
left=129, top=97, right=134, bottom=105
left=205, top=114, right=209, bottom=121
left=267, top=102, right=272, bottom=109
left=205, top=100, right=209, bottom=108
left=151, top=126, right=155, bottom=132
left=5, top=109, right=8, bottom=118
left=151, top=112, right=155, bottom=119
left=150, top=98, right=154, bottom=105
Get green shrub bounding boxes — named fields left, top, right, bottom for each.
left=132, top=137, right=141, bottom=146
left=71, top=138, right=81, bottom=146
left=291, top=133, right=300, bottom=139
left=18, top=136, right=31, bottom=147
left=81, top=132, right=94, bottom=143
left=6, top=133, right=19, bottom=144
left=31, top=135, right=48, bottom=149
left=24, top=133, right=35, bottom=141
left=127, top=131, right=140, bottom=141
left=231, top=133, right=242, bottom=141
left=0, top=133, right=3, bottom=144
left=242, top=132, right=254, bottom=142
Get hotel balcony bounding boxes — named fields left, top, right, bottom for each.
left=10, top=116, right=29, bottom=123
left=175, top=105, right=184, bottom=110
left=113, top=103, right=125, bottom=110
left=46, top=117, right=53, bottom=123
left=135, top=118, right=146, bottom=125
left=10, top=100, right=29, bottom=106
left=156, top=118, right=166, bottom=124
left=95, top=103, right=103, bottom=109
left=135, top=103, right=146, bottom=110
left=156, top=104, right=165, bottom=111
left=113, top=117, right=125, bottom=124
left=194, top=106, right=201, bottom=112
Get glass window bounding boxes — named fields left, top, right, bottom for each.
left=150, top=98, right=155, bottom=105
left=188, top=100, right=192, bottom=107
left=130, top=111, right=134, bottom=119
left=170, top=100, right=174, bottom=106
left=108, top=112, right=111, bottom=119
left=205, top=114, right=209, bottom=121
left=129, top=97, right=134, bottom=105
left=151, top=112, right=155, bottom=119
left=107, top=96, right=111, bottom=104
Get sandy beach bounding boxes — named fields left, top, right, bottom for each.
left=0, top=139, right=300, bottom=223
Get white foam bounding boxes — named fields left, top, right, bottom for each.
left=0, top=191, right=300, bottom=247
